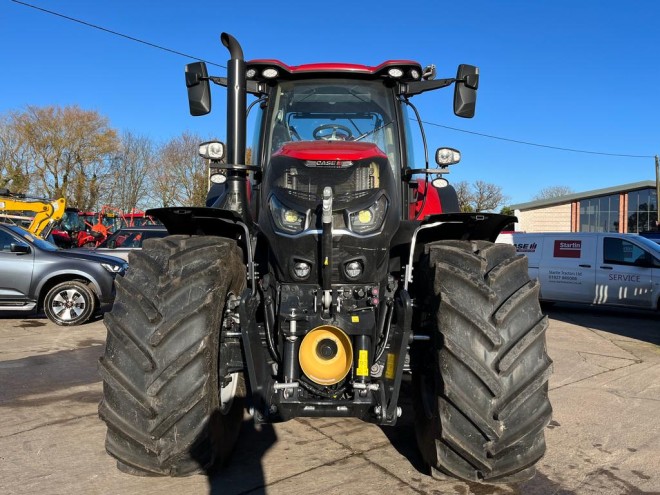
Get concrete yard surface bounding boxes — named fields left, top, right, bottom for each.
left=0, top=304, right=658, bottom=495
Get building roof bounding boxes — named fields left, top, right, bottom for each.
left=512, top=180, right=656, bottom=211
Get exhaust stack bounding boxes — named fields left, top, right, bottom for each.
left=221, top=33, right=246, bottom=167
left=214, top=33, right=251, bottom=224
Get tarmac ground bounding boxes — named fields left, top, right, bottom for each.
left=0, top=303, right=658, bottom=495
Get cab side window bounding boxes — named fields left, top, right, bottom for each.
left=603, top=237, right=648, bottom=266
left=0, top=230, right=17, bottom=252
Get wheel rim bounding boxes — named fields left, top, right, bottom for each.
left=51, top=288, right=87, bottom=321
left=219, top=372, right=239, bottom=414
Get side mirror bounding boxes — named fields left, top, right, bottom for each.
left=453, top=64, right=479, bottom=118
left=10, top=243, right=30, bottom=254
left=185, top=62, right=212, bottom=116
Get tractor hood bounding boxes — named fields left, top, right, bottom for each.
left=272, top=141, right=387, bottom=162
left=258, top=138, right=400, bottom=284
left=264, top=141, right=395, bottom=212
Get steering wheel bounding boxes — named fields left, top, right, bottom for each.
left=313, top=124, right=353, bottom=141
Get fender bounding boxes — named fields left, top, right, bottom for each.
left=147, top=206, right=247, bottom=237
left=35, top=269, right=104, bottom=302
left=146, top=206, right=257, bottom=294
left=403, top=212, right=517, bottom=291
left=417, top=212, right=516, bottom=243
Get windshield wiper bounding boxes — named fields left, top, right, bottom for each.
left=354, top=120, right=394, bottom=142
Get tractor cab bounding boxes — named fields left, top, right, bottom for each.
left=189, top=50, right=476, bottom=224
left=248, top=63, right=414, bottom=172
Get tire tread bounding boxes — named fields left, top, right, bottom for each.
left=413, top=240, right=552, bottom=482
left=99, top=235, right=246, bottom=476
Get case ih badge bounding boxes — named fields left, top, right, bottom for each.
left=515, top=241, right=538, bottom=253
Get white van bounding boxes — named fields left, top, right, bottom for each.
left=497, top=232, right=660, bottom=310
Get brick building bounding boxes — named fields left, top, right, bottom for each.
left=511, top=180, right=658, bottom=233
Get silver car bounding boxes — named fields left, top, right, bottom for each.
left=0, top=223, right=127, bottom=325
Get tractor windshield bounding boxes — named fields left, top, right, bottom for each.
left=267, top=79, right=400, bottom=171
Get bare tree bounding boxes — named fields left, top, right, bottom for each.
left=150, top=132, right=208, bottom=207
left=10, top=105, right=119, bottom=209
left=533, top=185, right=574, bottom=201
left=103, top=131, right=156, bottom=212
left=454, top=181, right=474, bottom=212
left=454, top=179, right=508, bottom=213
left=0, top=115, right=31, bottom=192
left=473, top=180, right=508, bottom=212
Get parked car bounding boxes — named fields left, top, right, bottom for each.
left=497, top=232, right=660, bottom=310
left=76, top=225, right=168, bottom=262
left=0, top=223, right=128, bottom=325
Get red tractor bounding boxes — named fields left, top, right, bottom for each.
left=99, top=34, right=551, bottom=483
left=50, top=207, right=123, bottom=248
left=49, top=208, right=86, bottom=248
left=121, top=210, right=160, bottom=227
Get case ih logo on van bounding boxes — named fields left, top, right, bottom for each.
left=514, top=242, right=537, bottom=253
left=554, top=240, right=582, bottom=258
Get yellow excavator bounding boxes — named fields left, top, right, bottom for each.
left=0, top=188, right=66, bottom=238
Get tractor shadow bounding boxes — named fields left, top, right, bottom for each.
left=205, top=419, right=277, bottom=495
left=378, top=380, right=562, bottom=494
left=378, top=376, right=427, bottom=474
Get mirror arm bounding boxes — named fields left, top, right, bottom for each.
left=399, top=77, right=456, bottom=96
left=207, top=76, right=264, bottom=95
left=403, top=167, right=450, bottom=177
left=208, top=76, right=228, bottom=87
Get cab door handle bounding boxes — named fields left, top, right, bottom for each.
left=600, top=266, right=613, bottom=270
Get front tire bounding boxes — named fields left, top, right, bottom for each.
left=412, top=240, right=552, bottom=483
left=99, top=235, right=247, bottom=476
left=44, top=280, right=96, bottom=326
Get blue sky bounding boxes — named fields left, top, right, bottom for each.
left=2, top=0, right=658, bottom=205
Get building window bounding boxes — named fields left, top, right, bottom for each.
left=627, top=188, right=658, bottom=233
left=579, top=194, right=620, bottom=232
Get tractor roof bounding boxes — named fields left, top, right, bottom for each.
left=246, top=59, right=424, bottom=82
left=273, top=141, right=387, bottom=161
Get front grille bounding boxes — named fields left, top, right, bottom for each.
left=275, top=162, right=380, bottom=201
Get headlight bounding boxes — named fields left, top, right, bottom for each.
left=262, top=68, right=279, bottom=79
left=102, top=262, right=128, bottom=275
left=199, top=141, right=225, bottom=160
left=349, top=196, right=388, bottom=234
left=292, top=261, right=311, bottom=280
left=344, top=260, right=363, bottom=279
left=269, top=196, right=306, bottom=234
left=435, top=147, right=461, bottom=166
